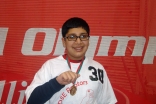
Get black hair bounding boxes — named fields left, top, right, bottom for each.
left=61, top=17, right=90, bottom=37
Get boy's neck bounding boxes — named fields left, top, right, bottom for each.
left=63, top=54, right=83, bottom=63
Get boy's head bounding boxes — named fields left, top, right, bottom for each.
left=61, top=17, right=90, bottom=60
left=62, top=17, right=90, bottom=37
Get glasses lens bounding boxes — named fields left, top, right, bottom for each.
left=67, top=35, right=77, bottom=41
left=80, top=35, right=89, bottom=40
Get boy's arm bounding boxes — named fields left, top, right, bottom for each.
left=27, top=77, right=65, bottom=104
left=97, top=65, right=117, bottom=104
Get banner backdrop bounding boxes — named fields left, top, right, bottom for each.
left=0, top=0, right=156, bottom=104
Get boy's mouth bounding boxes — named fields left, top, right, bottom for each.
left=73, top=47, right=83, bottom=52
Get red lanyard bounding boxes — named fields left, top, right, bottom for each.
left=66, top=55, right=85, bottom=74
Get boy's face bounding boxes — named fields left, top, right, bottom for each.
left=62, top=27, right=89, bottom=60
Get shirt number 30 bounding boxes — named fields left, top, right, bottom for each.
left=88, top=66, right=104, bottom=84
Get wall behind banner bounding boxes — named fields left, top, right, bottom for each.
left=0, top=0, right=156, bottom=104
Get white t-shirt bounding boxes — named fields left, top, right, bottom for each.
left=25, top=55, right=117, bottom=104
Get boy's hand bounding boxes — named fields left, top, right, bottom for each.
left=56, top=71, right=80, bottom=85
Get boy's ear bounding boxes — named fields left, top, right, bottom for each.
left=62, top=38, right=66, bottom=48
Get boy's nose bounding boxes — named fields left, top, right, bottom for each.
left=75, top=37, right=81, bottom=43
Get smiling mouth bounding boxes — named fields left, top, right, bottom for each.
left=73, top=47, right=83, bottom=52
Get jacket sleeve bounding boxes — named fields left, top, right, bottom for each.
left=27, top=77, right=64, bottom=104
left=25, top=60, right=65, bottom=104
left=96, top=66, right=117, bottom=104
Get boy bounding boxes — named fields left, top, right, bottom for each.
left=25, top=17, right=117, bottom=104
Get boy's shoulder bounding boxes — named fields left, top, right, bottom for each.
left=86, top=57, right=103, bottom=67
left=44, top=55, right=65, bottom=65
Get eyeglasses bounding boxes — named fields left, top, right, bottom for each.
left=64, top=34, right=90, bottom=41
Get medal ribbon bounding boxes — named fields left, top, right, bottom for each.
left=65, top=55, right=85, bottom=95
left=66, top=55, right=85, bottom=75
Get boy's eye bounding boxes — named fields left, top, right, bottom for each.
left=69, top=35, right=76, bottom=39
left=80, top=35, right=87, bottom=39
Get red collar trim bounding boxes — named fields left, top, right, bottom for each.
left=63, top=54, right=82, bottom=63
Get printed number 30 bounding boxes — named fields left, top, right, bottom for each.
left=88, top=66, right=104, bottom=84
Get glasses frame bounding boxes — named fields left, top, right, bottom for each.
left=64, top=35, right=90, bottom=41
